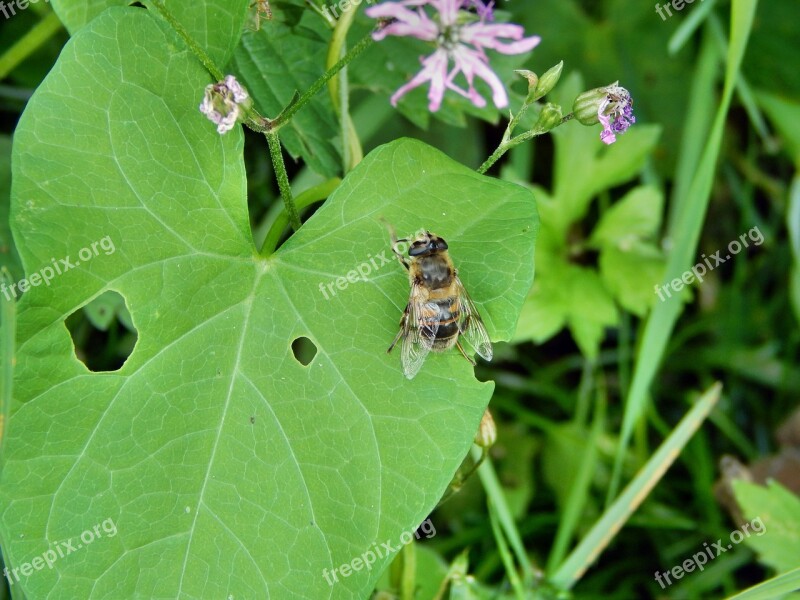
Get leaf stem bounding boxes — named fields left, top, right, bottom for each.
left=271, top=30, right=374, bottom=130
left=266, top=131, right=301, bottom=233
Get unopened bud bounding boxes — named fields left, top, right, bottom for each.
left=475, top=409, right=496, bottom=449
left=534, top=102, right=563, bottom=132
left=515, top=69, right=539, bottom=104
left=533, top=61, right=563, bottom=100
left=572, top=84, right=612, bottom=125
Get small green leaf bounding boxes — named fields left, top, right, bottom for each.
left=513, top=272, right=568, bottom=344
left=589, top=186, right=664, bottom=248
left=599, top=244, right=666, bottom=317
left=566, top=266, right=618, bottom=359
left=732, top=480, right=800, bottom=574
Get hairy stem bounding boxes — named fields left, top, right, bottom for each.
left=266, top=131, right=301, bottom=232
left=271, top=31, right=374, bottom=130
left=478, top=112, right=575, bottom=175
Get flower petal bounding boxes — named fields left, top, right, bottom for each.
left=366, top=3, right=438, bottom=41
left=389, top=48, right=450, bottom=112
left=429, top=0, right=463, bottom=26
left=598, top=113, right=616, bottom=144
left=461, top=23, right=541, bottom=54
left=451, top=45, right=508, bottom=108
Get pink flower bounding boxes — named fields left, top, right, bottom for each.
left=597, top=85, right=635, bottom=145
left=366, top=0, right=540, bottom=112
left=199, top=75, right=250, bottom=134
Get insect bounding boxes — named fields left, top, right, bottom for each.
left=248, top=0, right=272, bottom=31
left=387, top=228, right=493, bottom=379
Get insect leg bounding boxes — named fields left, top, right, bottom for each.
left=387, top=307, right=409, bottom=353
left=455, top=339, right=477, bottom=366
left=384, top=221, right=410, bottom=270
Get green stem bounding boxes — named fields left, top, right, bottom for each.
left=150, top=0, right=223, bottom=81
left=271, top=31, right=374, bottom=130
left=260, top=178, right=341, bottom=256
left=0, top=12, right=63, bottom=80
left=478, top=112, right=574, bottom=175
left=266, top=131, right=301, bottom=233
left=327, top=6, right=363, bottom=171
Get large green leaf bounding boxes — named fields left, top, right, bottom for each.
left=51, top=0, right=249, bottom=67
left=0, top=8, right=538, bottom=598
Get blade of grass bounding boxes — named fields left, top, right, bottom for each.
left=550, top=382, right=722, bottom=590
left=789, top=175, right=800, bottom=324
left=0, top=12, right=64, bottom=80
left=724, top=566, right=800, bottom=600
left=666, top=26, right=719, bottom=268
left=668, top=0, right=718, bottom=55
left=473, top=445, right=538, bottom=587
left=707, top=13, right=773, bottom=151
left=546, top=385, right=606, bottom=572
left=609, top=0, right=759, bottom=503
left=488, top=499, right=526, bottom=600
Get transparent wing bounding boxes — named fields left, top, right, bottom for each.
left=401, top=290, right=439, bottom=379
left=455, top=276, right=493, bottom=362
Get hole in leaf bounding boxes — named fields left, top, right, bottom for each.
left=129, top=1, right=147, bottom=8
left=291, top=336, right=317, bottom=366
left=66, top=290, right=137, bottom=372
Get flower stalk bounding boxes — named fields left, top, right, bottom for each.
left=270, top=31, right=375, bottom=131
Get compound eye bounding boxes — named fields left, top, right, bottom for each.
left=408, top=242, right=426, bottom=257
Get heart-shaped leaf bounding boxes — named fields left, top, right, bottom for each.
left=1, top=7, right=537, bottom=598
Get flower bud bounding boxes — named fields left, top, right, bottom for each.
left=572, top=84, right=613, bottom=125
left=475, top=409, right=497, bottom=449
left=533, top=61, right=563, bottom=100
left=515, top=69, right=539, bottom=100
left=534, top=102, right=563, bottom=132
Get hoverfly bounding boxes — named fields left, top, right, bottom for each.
left=248, top=0, right=272, bottom=31
left=387, top=228, right=493, bottom=379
